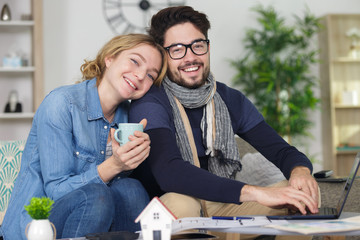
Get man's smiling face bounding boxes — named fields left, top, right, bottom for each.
left=163, top=22, right=210, bottom=89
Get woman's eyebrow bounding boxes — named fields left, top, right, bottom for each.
left=131, top=52, right=146, bottom=62
left=131, top=52, right=159, bottom=74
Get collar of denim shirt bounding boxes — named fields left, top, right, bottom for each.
left=86, top=78, right=130, bottom=126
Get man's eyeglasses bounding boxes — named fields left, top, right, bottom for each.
left=164, top=39, right=210, bottom=60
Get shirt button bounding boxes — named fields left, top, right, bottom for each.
left=76, top=152, right=80, bottom=155
left=101, top=151, right=104, bottom=155
left=104, top=125, right=108, bottom=129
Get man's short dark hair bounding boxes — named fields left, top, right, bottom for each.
left=148, top=6, right=211, bottom=46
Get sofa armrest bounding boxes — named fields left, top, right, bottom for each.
left=0, top=140, right=26, bottom=225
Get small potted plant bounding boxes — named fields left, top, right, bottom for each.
left=24, top=197, right=56, bottom=240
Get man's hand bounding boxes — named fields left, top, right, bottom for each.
left=289, top=166, right=319, bottom=207
left=240, top=184, right=318, bottom=215
left=240, top=166, right=320, bottom=215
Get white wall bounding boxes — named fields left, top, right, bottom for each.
left=43, top=0, right=360, bottom=171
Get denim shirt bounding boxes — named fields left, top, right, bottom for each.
left=1, top=78, right=129, bottom=240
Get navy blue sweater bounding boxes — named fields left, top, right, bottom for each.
left=129, top=82, right=312, bottom=204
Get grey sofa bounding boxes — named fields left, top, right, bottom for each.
left=236, top=137, right=360, bottom=240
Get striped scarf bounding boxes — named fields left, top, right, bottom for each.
left=163, top=73, right=242, bottom=179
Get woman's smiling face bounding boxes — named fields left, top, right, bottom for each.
left=104, top=43, right=162, bottom=101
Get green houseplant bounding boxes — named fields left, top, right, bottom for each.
left=231, top=5, right=322, bottom=145
left=25, top=197, right=54, bottom=220
left=24, top=197, right=56, bottom=240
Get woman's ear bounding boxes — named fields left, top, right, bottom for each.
left=104, top=56, right=113, bottom=68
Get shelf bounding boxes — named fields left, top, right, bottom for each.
left=335, top=104, right=360, bottom=109
left=336, top=149, right=360, bottom=155
left=319, top=14, right=360, bottom=175
left=0, top=112, right=34, bottom=119
left=0, top=21, right=34, bottom=27
left=0, top=0, right=43, bottom=141
left=332, top=57, right=360, bottom=63
left=0, top=67, right=35, bottom=72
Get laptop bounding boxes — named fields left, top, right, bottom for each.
left=267, top=152, right=360, bottom=220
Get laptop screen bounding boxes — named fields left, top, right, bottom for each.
left=336, top=152, right=360, bottom=213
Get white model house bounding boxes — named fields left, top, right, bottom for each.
left=135, top=197, right=177, bottom=240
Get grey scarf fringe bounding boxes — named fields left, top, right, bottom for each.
left=163, top=73, right=242, bottom=179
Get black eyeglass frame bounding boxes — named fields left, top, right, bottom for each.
left=164, top=39, right=210, bottom=60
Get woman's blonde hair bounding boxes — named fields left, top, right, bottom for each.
left=80, top=34, right=167, bottom=86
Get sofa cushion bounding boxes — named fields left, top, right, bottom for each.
left=0, top=140, right=26, bottom=225
left=236, top=152, right=286, bottom=186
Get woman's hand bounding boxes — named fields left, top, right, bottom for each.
left=97, top=119, right=150, bottom=182
left=111, top=119, right=150, bottom=171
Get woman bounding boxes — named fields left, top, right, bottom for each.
left=1, top=34, right=167, bottom=240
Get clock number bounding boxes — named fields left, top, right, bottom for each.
left=107, top=12, right=137, bottom=34
left=123, top=24, right=136, bottom=34
left=104, top=0, right=120, bottom=8
left=103, top=0, right=186, bottom=34
left=108, top=13, right=125, bottom=27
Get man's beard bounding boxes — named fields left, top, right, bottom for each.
left=167, top=62, right=210, bottom=89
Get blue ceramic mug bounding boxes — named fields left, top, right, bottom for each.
left=114, top=123, right=143, bottom=145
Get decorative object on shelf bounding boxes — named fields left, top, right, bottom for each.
left=0, top=4, right=11, bottom=21
left=2, top=48, right=29, bottom=67
left=3, top=53, right=22, bottom=67
left=24, top=197, right=56, bottom=240
left=346, top=27, right=360, bottom=59
left=103, top=0, right=185, bottom=34
left=4, top=90, right=22, bottom=113
left=17, top=49, right=30, bottom=66
left=342, top=90, right=358, bottom=105
left=21, top=14, right=33, bottom=21
left=337, top=143, right=360, bottom=151
left=21, top=53, right=29, bottom=66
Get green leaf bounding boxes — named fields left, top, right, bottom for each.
left=24, top=197, right=54, bottom=220
left=230, top=4, right=321, bottom=157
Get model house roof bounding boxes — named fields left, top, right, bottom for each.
left=135, top=197, right=177, bottom=223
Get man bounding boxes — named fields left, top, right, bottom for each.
left=129, top=5, right=319, bottom=223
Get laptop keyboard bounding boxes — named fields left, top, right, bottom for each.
left=293, top=207, right=337, bottom=216
left=317, top=207, right=337, bottom=215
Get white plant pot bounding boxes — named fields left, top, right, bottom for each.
left=26, top=219, right=56, bottom=240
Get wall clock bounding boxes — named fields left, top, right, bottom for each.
left=103, top=0, right=186, bottom=35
